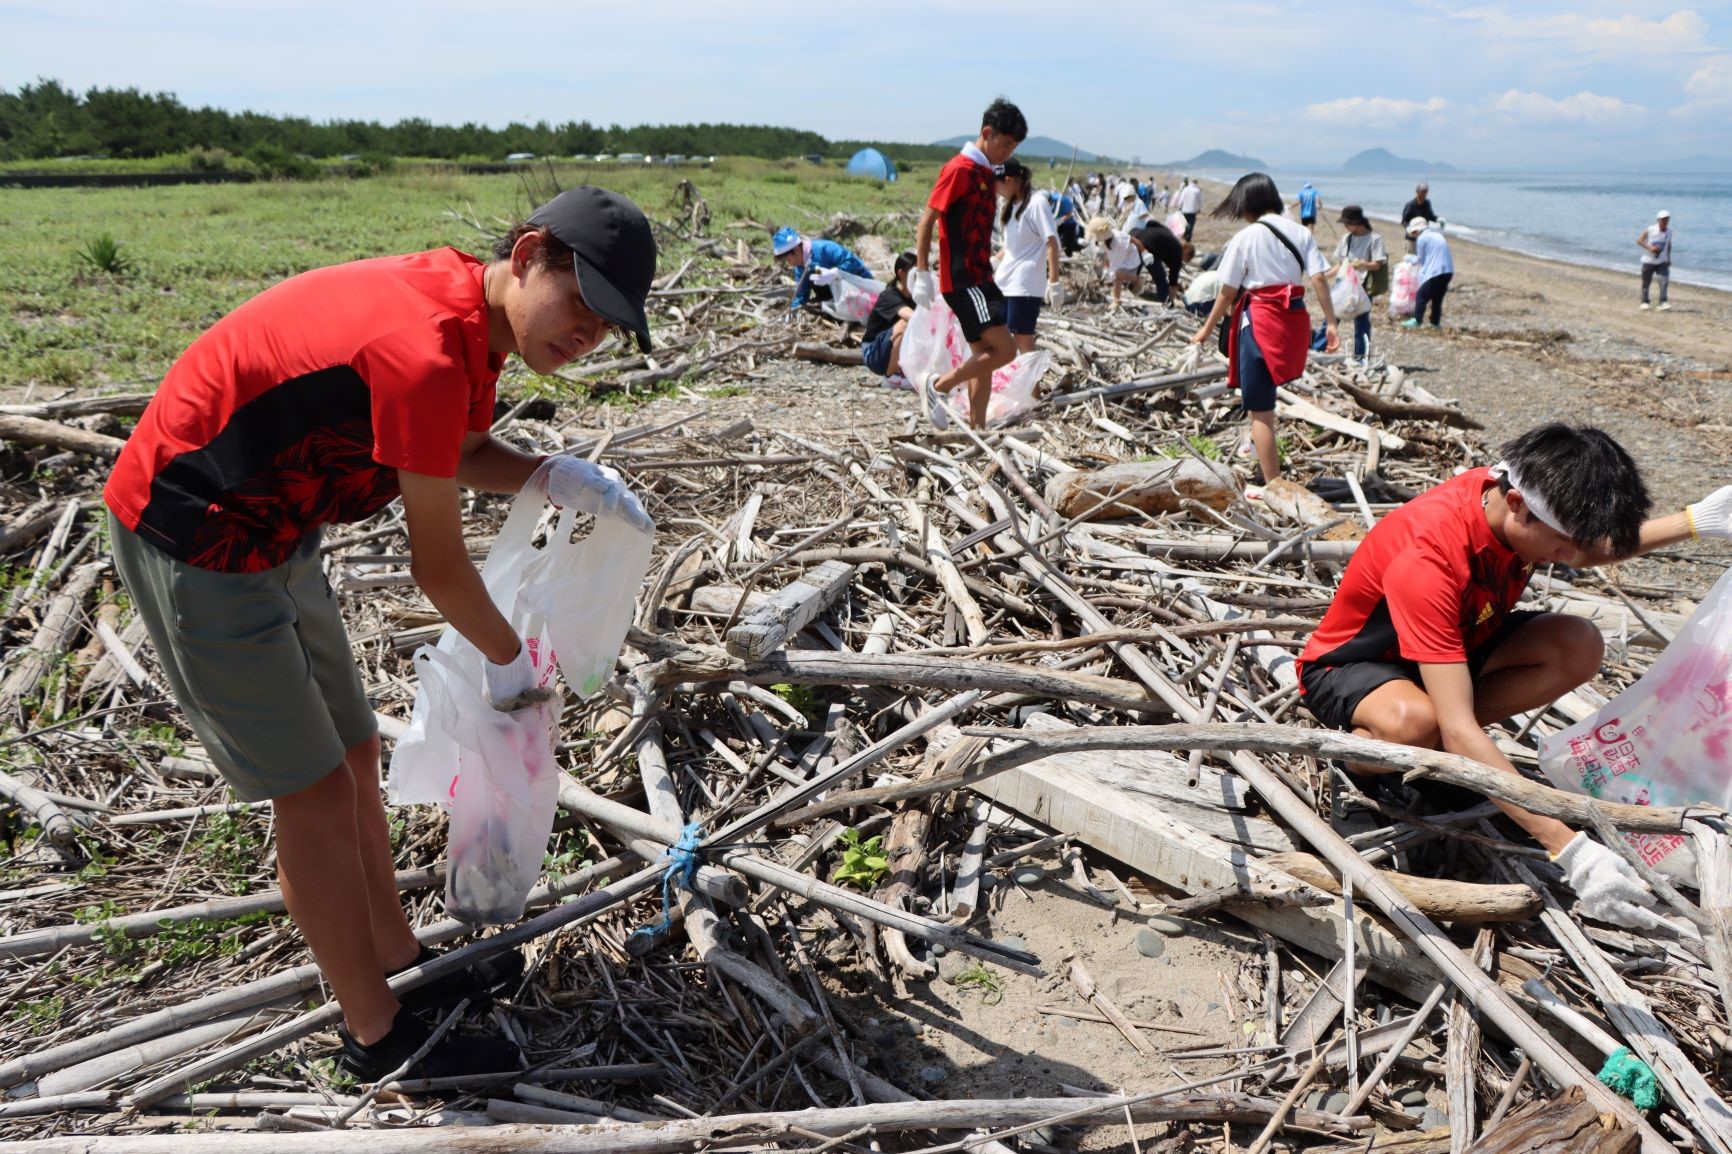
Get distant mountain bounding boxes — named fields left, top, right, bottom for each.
left=1160, top=149, right=1269, bottom=172
left=1341, top=147, right=1457, bottom=175
left=933, top=134, right=1112, bottom=163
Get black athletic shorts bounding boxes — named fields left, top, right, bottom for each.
left=943, top=282, right=1007, bottom=344
left=1299, top=609, right=1545, bottom=732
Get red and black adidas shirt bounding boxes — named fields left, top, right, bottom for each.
left=105, top=248, right=503, bottom=573
left=1297, top=468, right=1535, bottom=681
left=928, top=151, right=997, bottom=293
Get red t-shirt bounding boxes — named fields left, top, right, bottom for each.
left=1297, top=468, right=1535, bottom=681
left=105, top=248, right=503, bottom=573
left=928, top=151, right=996, bottom=293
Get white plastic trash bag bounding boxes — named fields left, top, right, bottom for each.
left=1165, top=211, right=1187, bottom=237
left=387, top=458, right=655, bottom=923
left=1388, top=258, right=1419, bottom=317
left=417, top=646, right=561, bottom=925
left=1538, top=566, right=1732, bottom=883
left=818, top=270, right=884, bottom=325
left=899, top=299, right=1052, bottom=426
left=1331, top=262, right=1371, bottom=320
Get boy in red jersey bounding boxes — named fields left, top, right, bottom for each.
left=1297, top=424, right=1732, bottom=928
left=910, top=97, right=1026, bottom=428
left=104, top=187, right=656, bottom=1080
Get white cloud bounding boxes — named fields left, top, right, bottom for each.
left=1489, top=88, right=1646, bottom=122
left=1305, top=96, right=1448, bottom=129
left=1454, top=7, right=1711, bottom=65
left=1675, top=54, right=1732, bottom=114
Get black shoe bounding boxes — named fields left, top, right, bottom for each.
left=393, top=944, right=526, bottom=1015
left=338, top=1006, right=521, bottom=1082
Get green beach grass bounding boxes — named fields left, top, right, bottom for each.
left=0, top=158, right=933, bottom=396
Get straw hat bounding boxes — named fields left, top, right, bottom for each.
left=1085, top=216, right=1117, bottom=244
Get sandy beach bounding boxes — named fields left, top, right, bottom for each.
left=1171, top=174, right=1732, bottom=592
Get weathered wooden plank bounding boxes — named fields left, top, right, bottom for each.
left=722, top=559, right=855, bottom=659
left=966, top=747, right=1439, bottom=1001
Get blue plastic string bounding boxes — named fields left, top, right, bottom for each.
left=629, top=821, right=704, bottom=945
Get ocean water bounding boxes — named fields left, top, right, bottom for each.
left=1244, top=170, right=1732, bottom=292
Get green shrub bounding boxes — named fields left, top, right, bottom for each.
left=76, top=233, right=133, bottom=275
left=245, top=143, right=321, bottom=181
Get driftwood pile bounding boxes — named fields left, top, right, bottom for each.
left=1, top=190, right=1729, bottom=1154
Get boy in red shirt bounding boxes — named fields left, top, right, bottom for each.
left=105, top=186, right=657, bottom=1080
left=1298, top=424, right=1732, bottom=928
left=911, top=98, right=1027, bottom=428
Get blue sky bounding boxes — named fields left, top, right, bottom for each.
left=4, top=1, right=1730, bottom=169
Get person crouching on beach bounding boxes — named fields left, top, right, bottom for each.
left=1402, top=218, right=1453, bottom=329
left=102, top=186, right=658, bottom=1081
left=1190, top=172, right=1337, bottom=486
left=994, top=159, right=1065, bottom=354
left=862, top=252, right=918, bottom=386
left=1084, top=216, right=1146, bottom=308
left=910, top=97, right=1027, bottom=429
left=1296, top=423, right=1732, bottom=928
left=772, top=227, right=870, bottom=317
left=1331, top=205, right=1388, bottom=358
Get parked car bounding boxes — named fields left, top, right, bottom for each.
left=505, top=152, right=536, bottom=163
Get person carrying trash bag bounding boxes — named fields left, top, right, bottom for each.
left=1331, top=205, right=1387, bottom=358
left=1189, top=172, right=1338, bottom=487
left=772, top=226, right=870, bottom=315
left=102, top=185, right=658, bottom=1082
left=1295, top=423, right=1732, bottom=929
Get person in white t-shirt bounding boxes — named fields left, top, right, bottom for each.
left=993, top=159, right=1064, bottom=353
left=1190, top=172, right=1338, bottom=485
left=1084, top=216, right=1147, bottom=308
left=1637, top=210, right=1673, bottom=311
left=1117, top=183, right=1151, bottom=233
left=1176, top=178, right=1204, bottom=239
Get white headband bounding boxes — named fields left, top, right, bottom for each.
left=1488, top=460, right=1570, bottom=536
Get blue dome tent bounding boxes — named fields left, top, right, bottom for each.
left=845, top=147, right=897, bottom=182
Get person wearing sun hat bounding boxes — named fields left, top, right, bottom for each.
left=1330, top=205, right=1387, bottom=357
left=1638, top=209, right=1673, bottom=311
left=102, top=183, right=658, bottom=1083
left=1402, top=216, right=1453, bottom=329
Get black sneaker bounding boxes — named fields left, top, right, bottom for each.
left=337, top=1006, right=521, bottom=1082
left=393, top=945, right=526, bottom=1015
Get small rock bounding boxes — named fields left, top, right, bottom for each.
left=930, top=943, right=948, bottom=958
left=1305, top=1090, right=1328, bottom=1111
left=1420, top=1107, right=1448, bottom=1129
left=918, top=1064, right=948, bottom=1085
left=1321, top=1091, right=1351, bottom=1114
left=1146, top=914, right=1189, bottom=936
left=1012, top=866, right=1047, bottom=886
left=938, top=953, right=969, bottom=984
left=1134, top=929, right=1167, bottom=958
left=996, top=935, right=1029, bottom=953
left=1396, top=1087, right=1428, bottom=1109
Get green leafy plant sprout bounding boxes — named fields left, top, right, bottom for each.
left=954, top=962, right=1005, bottom=1005
left=770, top=682, right=822, bottom=722
left=834, top=827, right=888, bottom=890
left=77, top=233, right=134, bottom=276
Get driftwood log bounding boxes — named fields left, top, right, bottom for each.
left=1464, top=1085, right=1637, bottom=1154
left=1044, top=457, right=1238, bottom=520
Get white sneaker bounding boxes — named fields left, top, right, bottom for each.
left=1659, top=302, right=1672, bottom=312
left=916, top=372, right=951, bottom=430
left=1640, top=302, right=1651, bottom=310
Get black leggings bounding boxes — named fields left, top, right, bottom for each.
left=1412, top=273, right=1452, bottom=326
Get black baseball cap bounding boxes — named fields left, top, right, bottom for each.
left=527, top=186, right=657, bottom=351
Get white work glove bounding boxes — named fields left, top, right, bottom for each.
left=809, top=266, right=841, bottom=286
left=545, top=457, right=654, bottom=532
left=910, top=269, right=937, bottom=310
left=1555, top=831, right=1664, bottom=930
left=482, top=641, right=539, bottom=712
left=1687, top=485, right=1732, bottom=539
left=1045, top=281, right=1066, bottom=308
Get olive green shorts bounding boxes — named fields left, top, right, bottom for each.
left=107, top=512, right=378, bottom=801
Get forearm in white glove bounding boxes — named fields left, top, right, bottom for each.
left=809, top=266, right=841, bottom=286
left=1045, top=281, right=1066, bottom=308
left=910, top=269, right=937, bottom=310
left=545, top=457, right=654, bottom=532
left=482, top=641, right=545, bottom=712
left=1554, top=831, right=1664, bottom=930
left=1687, top=484, right=1732, bottom=539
